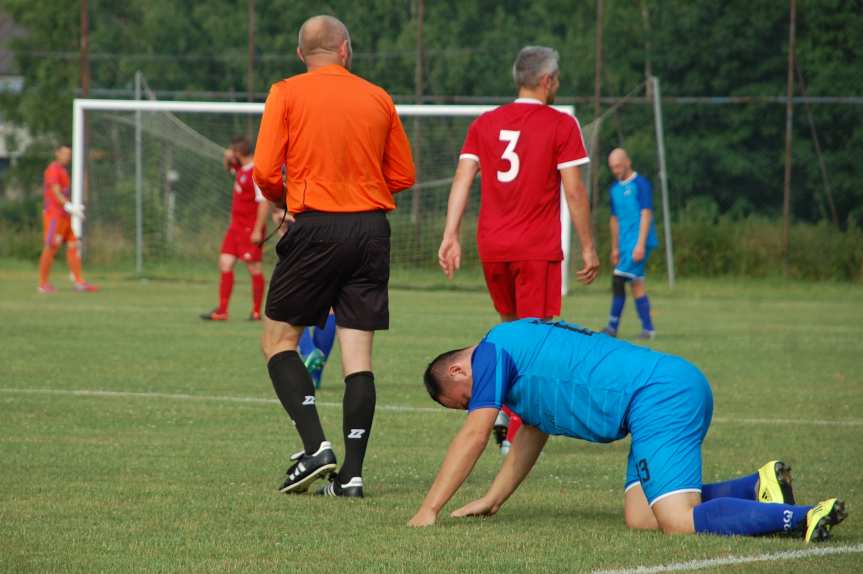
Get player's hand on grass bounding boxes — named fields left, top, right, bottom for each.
left=438, top=234, right=462, bottom=280
left=408, top=507, right=438, bottom=528
left=576, top=247, right=600, bottom=285
left=631, top=244, right=645, bottom=263
left=611, top=248, right=620, bottom=266
left=450, top=497, right=498, bottom=519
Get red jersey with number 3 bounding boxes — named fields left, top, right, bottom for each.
left=231, top=163, right=265, bottom=229
left=459, top=99, right=589, bottom=262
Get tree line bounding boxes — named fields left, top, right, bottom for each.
left=1, top=0, right=861, bottom=226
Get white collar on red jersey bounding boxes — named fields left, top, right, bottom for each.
left=241, top=161, right=254, bottom=172
left=513, top=98, right=544, bottom=105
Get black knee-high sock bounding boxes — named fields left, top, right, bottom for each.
left=267, top=350, right=326, bottom=455
left=338, top=371, right=376, bottom=482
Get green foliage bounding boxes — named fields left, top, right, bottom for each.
left=1, top=1, right=862, bottom=226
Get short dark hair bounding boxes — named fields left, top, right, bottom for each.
left=231, top=136, right=252, bottom=157
left=423, top=347, right=466, bottom=406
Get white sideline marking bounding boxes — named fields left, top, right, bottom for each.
left=0, top=387, right=446, bottom=414
left=1, top=387, right=862, bottom=427
left=592, top=543, right=863, bottom=574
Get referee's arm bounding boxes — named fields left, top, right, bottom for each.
left=253, top=85, right=289, bottom=205
left=381, top=106, right=416, bottom=192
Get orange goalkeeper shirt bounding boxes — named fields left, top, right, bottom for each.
left=253, top=64, right=416, bottom=213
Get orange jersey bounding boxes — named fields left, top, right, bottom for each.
left=43, top=161, right=70, bottom=217
left=253, top=64, right=416, bottom=213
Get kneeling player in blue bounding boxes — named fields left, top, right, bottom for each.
left=602, top=148, right=658, bottom=340
left=407, top=319, right=847, bottom=542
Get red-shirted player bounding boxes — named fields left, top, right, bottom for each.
left=201, top=137, right=269, bottom=321
left=438, top=46, right=599, bottom=453
left=37, top=144, right=97, bottom=293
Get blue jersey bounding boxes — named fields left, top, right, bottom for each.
left=609, top=173, right=658, bottom=252
left=468, top=319, right=665, bottom=443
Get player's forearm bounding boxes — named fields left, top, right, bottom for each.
left=562, top=170, right=595, bottom=251
left=483, top=426, right=547, bottom=509
left=51, top=186, right=68, bottom=207
left=636, top=209, right=652, bottom=248
left=442, top=160, right=477, bottom=238
left=610, top=216, right=619, bottom=250
left=253, top=86, right=289, bottom=203
left=253, top=202, right=269, bottom=234
left=418, top=426, right=489, bottom=513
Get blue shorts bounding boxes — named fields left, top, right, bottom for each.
left=624, top=356, right=713, bottom=505
left=614, top=245, right=654, bottom=280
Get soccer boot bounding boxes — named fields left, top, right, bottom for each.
left=315, top=476, right=364, bottom=498
left=278, top=441, right=337, bottom=494
left=73, top=281, right=99, bottom=293
left=37, top=283, right=57, bottom=294
left=200, top=309, right=228, bottom=321
left=303, top=348, right=326, bottom=389
left=803, top=498, right=847, bottom=543
left=493, top=410, right=510, bottom=449
left=248, top=311, right=261, bottom=321
left=599, top=326, right=618, bottom=338
left=636, top=330, right=656, bottom=340
left=756, top=460, right=795, bottom=504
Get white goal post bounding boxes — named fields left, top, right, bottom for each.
left=71, top=98, right=582, bottom=294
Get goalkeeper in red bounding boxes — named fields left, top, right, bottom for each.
left=438, top=46, right=599, bottom=454
left=201, top=137, right=269, bottom=321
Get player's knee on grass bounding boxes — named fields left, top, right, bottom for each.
left=624, top=484, right=659, bottom=530
left=651, top=491, right=700, bottom=535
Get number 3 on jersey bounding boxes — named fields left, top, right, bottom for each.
left=497, top=130, right=521, bottom=183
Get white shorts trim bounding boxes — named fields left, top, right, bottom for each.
left=557, top=157, right=590, bottom=170
left=624, top=481, right=641, bottom=493
left=649, top=488, right=702, bottom=507
left=613, top=269, right=645, bottom=280
left=459, top=153, right=479, bottom=162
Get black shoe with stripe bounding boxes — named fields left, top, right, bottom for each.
left=315, top=476, right=364, bottom=498
left=278, top=441, right=337, bottom=494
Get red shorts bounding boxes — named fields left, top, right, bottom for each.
left=481, top=260, right=562, bottom=319
left=221, top=225, right=263, bottom=262
left=43, top=212, right=76, bottom=246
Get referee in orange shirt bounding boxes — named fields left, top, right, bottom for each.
left=254, top=15, right=415, bottom=498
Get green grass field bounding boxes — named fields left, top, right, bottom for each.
left=1, top=260, right=861, bottom=573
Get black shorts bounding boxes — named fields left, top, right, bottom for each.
left=265, top=211, right=390, bottom=331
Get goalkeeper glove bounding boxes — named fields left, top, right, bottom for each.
left=63, top=202, right=86, bottom=220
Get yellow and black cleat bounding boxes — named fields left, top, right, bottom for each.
left=804, top=498, right=847, bottom=543
left=757, top=460, right=795, bottom=504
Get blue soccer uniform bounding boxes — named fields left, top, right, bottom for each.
left=469, top=318, right=713, bottom=505
left=609, top=173, right=658, bottom=280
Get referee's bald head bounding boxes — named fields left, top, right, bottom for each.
left=297, top=15, right=352, bottom=69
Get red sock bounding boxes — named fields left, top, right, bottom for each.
left=218, top=271, right=234, bottom=314
left=507, top=412, right=523, bottom=443
left=251, top=273, right=265, bottom=314
left=66, top=244, right=84, bottom=283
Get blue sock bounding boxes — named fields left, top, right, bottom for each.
left=608, top=296, right=625, bottom=331
left=702, top=473, right=758, bottom=501
left=693, top=497, right=811, bottom=536
left=634, top=295, right=654, bottom=332
left=298, top=328, right=316, bottom=359
left=313, top=313, right=337, bottom=359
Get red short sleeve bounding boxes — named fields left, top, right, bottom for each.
left=459, top=119, right=481, bottom=163
left=554, top=115, right=590, bottom=170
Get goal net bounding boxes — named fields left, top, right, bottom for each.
left=71, top=98, right=583, bottom=291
